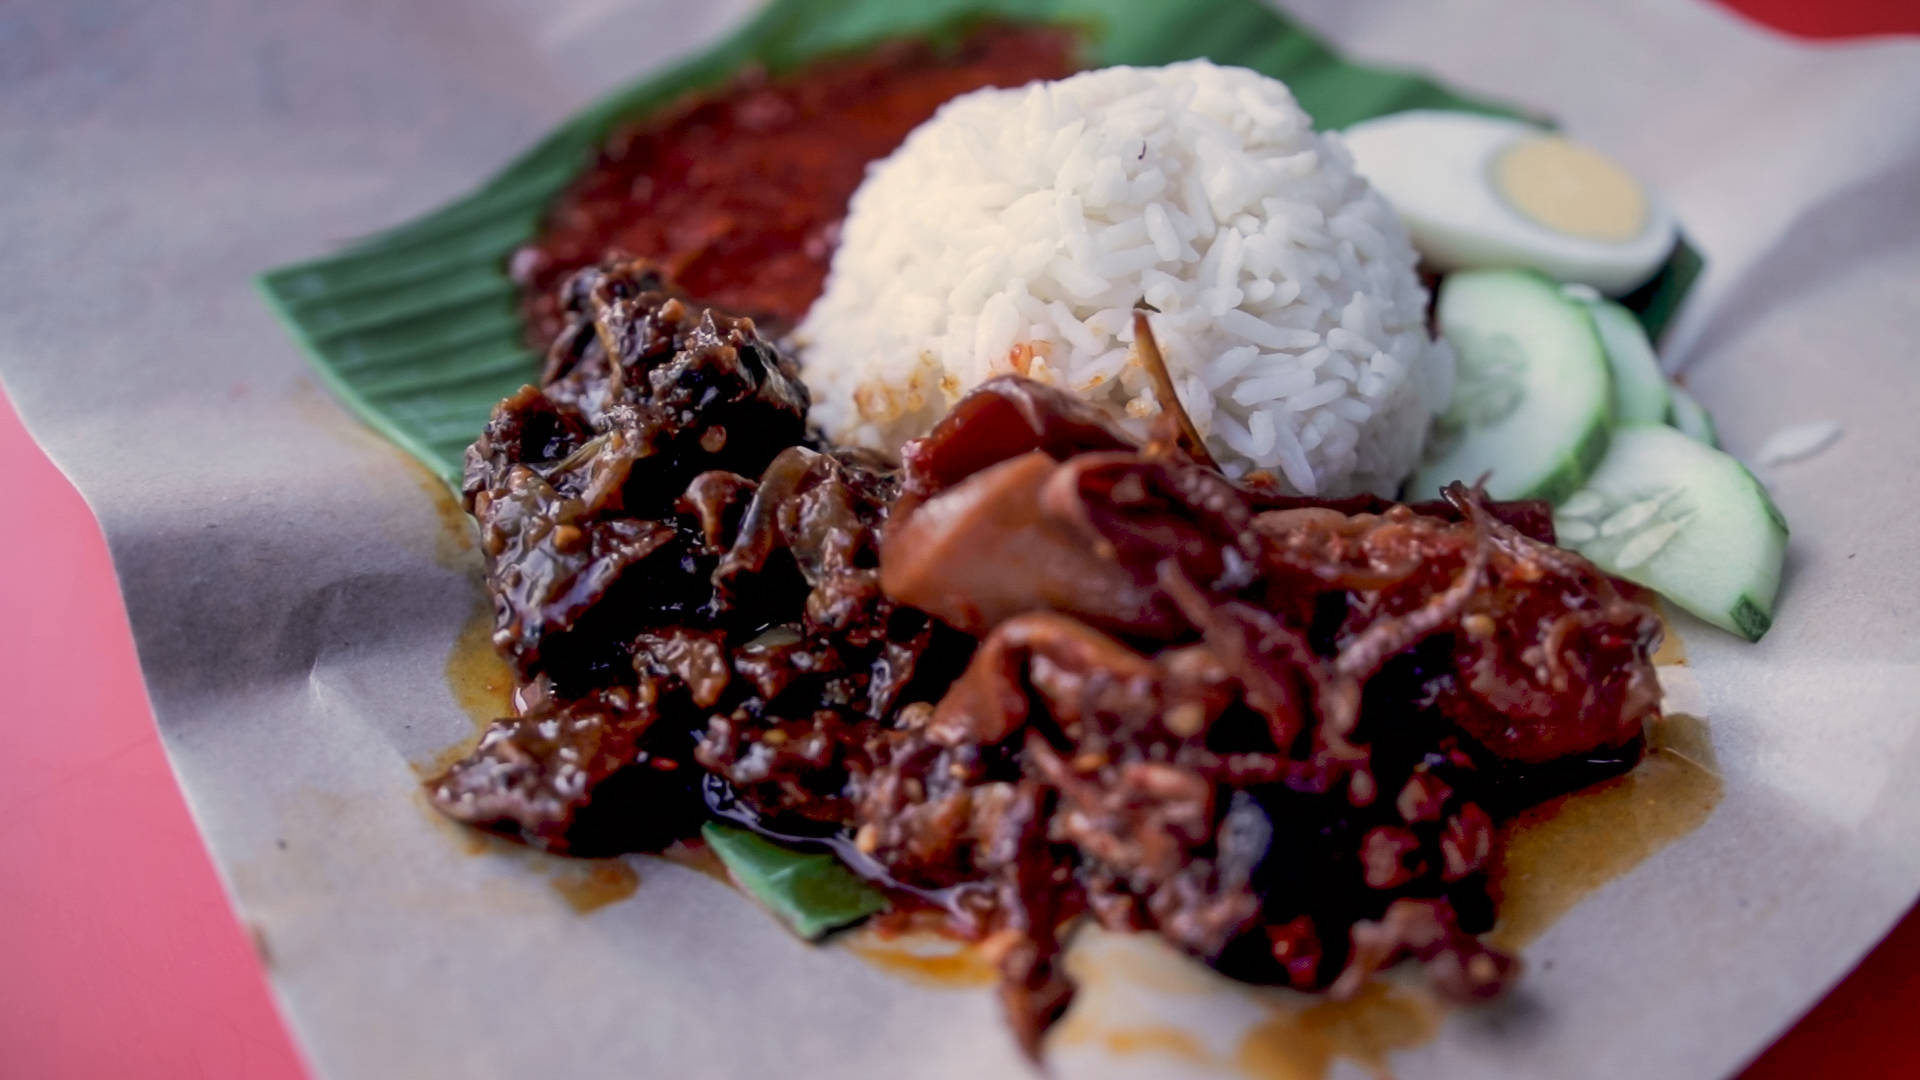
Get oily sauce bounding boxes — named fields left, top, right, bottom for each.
left=447, top=26, right=1714, bottom=1067
left=549, top=859, right=642, bottom=914
left=842, top=706, right=1718, bottom=1080
left=846, top=931, right=1000, bottom=988
left=433, top=492, right=1716, bottom=1076
left=429, top=441, right=1716, bottom=1077
left=444, top=603, right=514, bottom=734
left=1487, top=712, right=1721, bottom=951
left=1041, top=707, right=1720, bottom=1080
left=1229, top=713, right=1722, bottom=1080
left=1234, top=980, right=1443, bottom=1080
left=424, top=602, right=515, bottom=781
left=516, top=25, right=1079, bottom=343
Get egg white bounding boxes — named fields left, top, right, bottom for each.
left=1339, top=110, right=1676, bottom=295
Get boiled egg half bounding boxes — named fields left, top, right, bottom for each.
left=1341, top=110, right=1676, bottom=295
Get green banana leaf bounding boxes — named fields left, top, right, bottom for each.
left=700, top=822, right=888, bottom=939
left=256, top=0, right=1703, bottom=935
left=254, top=0, right=1547, bottom=484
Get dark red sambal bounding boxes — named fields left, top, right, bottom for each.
left=513, top=25, right=1079, bottom=344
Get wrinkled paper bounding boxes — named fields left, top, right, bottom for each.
left=3, top=1, right=1919, bottom=1077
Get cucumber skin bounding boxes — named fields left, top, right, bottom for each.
left=1560, top=424, right=1787, bottom=643
left=1730, top=596, right=1772, bottom=642
left=1650, top=392, right=1780, bottom=634
left=1420, top=421, right=1604, bottom=505
left=1520, top=288, right=1613, bottom=504
left=1731, top=461, right=1788, bottom=641
left=1533, top=412, right=1613, bottom=506
left=1696, top=405, right=1721, bottom=448
left=1518, top=279, right=1614, bottom=504
left=1668, top=384, right=1719, bottom=448
left=1584, top=298, right=1672, bottom=426
left=1754, top=472, right=1790, bottom=536
left=1731, top=488, right=1783, bottom=642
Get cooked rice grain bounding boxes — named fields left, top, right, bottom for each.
left=796, top=61, right=1452, bottom=497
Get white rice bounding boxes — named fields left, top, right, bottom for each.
left=795, top=61, right=1452, bottom=497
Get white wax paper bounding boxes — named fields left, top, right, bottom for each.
left=3, top=1, right=1918, bottom=1077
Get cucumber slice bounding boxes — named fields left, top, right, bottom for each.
left=1579, top=294, right=1671, bottom=424
left=1555, top=424, right=1787, bottom=641
left=1411, top=270, right=1613, bottom=503
left=1668, top=384, right=1719, bottom=447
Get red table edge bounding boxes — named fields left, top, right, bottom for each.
left=3, top=3, right=1915, bottom=1078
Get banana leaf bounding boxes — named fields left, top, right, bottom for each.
left=700, top=822, right=888, bottom=939
left=256, top=0, right=1701, bottom=936
left=254, top=0, right=1549, bottom=483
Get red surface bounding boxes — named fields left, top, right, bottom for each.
left=1712, top=0, right=1920, bottom=38
left=1, top=3, right=1914, bottom=1077
left=0, top=391, right=308, bottom=1080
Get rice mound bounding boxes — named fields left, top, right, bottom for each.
left=796, top=60, right=1452, bottom=497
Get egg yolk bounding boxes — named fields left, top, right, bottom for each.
left=1492, top=135, right=1648, bottom=242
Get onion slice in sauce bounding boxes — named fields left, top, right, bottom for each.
left=1132, top=310, right=1220, bottom=471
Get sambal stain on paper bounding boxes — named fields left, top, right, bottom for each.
left=445, top=602, right=513, bottom=729
left=1044, top=934, right=1444, bottom=1079
left=421, top=603, right=513, bottom=781
left=406, top=459, right=478, bottom=572
left=1037, top=712, right=1719, bottom=1079
left=1488, top=712, right=1722, bottom=951
left=844, top=931, right=1000, bottom=988
left=1236, top=712, right=1720, bottom=1080
left=1052, top=1011, right=1214, bottom=1068
left=549, top=859, right=642, bottom=913
left=416, top=607, right=515, bottom=860
left=1235, top=981, right=1444, bottom=1080
left=414, top=774, right=645, bottom=909
left=412, top=785, right=511, bottom=857
left=656, top=837, right=733, bottom=887
left=1101, top=1024, right=1212, bottom=1062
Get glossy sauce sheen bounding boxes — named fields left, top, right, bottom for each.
left=439, top=618, right=712, bottom=912
left=443, top=605, right=514, bottom=739
left=846, top=931, right=999, bottom=987
left=1487, top=711, right=1721, bottom=950
left=433, top=485, right=1714, bottom=1067
left=432, top=445, right=1710, bottom=1075
left=517, top=26, right=1078, bottom=342
left=439, top=29, right=1716, bottom=1066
